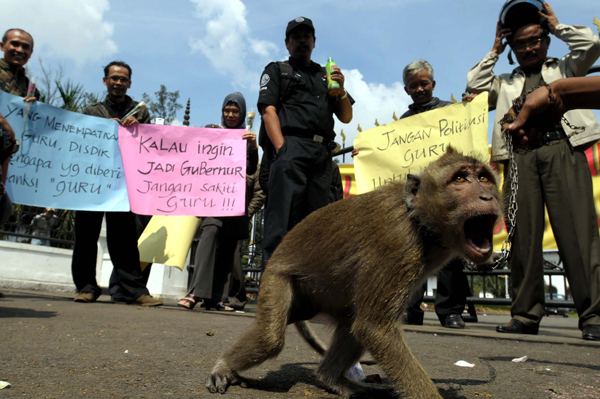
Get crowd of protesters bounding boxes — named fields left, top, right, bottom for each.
left=1, top=1, right=600, bottom=341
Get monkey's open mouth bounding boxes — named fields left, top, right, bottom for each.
left=463, top=214, right=496, bottom=259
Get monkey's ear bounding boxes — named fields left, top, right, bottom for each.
left=446, top=145, right=456, bottom=154
left=405, top=174, right=421, bottom=210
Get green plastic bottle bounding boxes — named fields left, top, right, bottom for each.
left=326, top=57, right=341, bottom=96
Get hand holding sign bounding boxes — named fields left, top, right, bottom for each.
left=0, top=90, right=129, bottom=211
left=354, top=93, right=489, bottom=194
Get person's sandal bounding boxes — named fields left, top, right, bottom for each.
left=215, top=302, right=235, bottom=312
left=178, top=295, right=197, bottom=310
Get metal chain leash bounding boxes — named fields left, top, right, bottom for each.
left=464, top=128, right=517, bottom=272
left=465, top=84, right=584, bottom=271
left=493, top=127, right=519, bottom=270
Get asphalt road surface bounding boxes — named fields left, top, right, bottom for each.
left=1, top=291, right=599, bottom=398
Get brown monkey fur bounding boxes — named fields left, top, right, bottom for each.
left=207, top=147, right=501, bottom=398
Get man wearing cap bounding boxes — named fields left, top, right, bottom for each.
left=258, top=17, right=354, bottom=263
left=467, top=2, right=600, bottom=340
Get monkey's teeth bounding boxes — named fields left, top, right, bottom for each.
left=475, top=246, right=490, bottom=254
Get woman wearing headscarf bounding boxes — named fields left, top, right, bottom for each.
left=178, top=92, right=258, bottom=310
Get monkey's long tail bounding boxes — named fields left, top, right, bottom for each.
left=294, top=321, right=327, bottom=355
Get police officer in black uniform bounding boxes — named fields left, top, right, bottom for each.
left=259, top=17, right=354, bottom=264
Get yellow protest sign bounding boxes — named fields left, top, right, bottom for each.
left=353, top=93, right=489, bottom=194
left=138, top=215, right=200, bottom=270
left=340, top=139, right=600, bottom=251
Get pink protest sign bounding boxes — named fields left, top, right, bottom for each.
left=118, top=124, right=246, bottom=216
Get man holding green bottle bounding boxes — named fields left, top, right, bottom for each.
left=258, top=17, right=354, bottom=264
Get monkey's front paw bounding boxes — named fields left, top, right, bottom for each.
left=206, top=372, right=235, bottom=394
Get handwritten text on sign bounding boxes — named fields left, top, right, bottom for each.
left=118, top=124, right=246, bottom=216
left=0, top=91, right=129, bottom=211
left=353, top=93, right=489, bottom=194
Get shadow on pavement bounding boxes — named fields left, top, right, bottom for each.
left=0, top=293, right=73, bottom=302
left=438, top=386, right=469, bottom=399
left=244, top=362, right=398, bottom=398
left=481, top=356, right=600, bottom=371
left=236, top=362, right=475, bottom=399
left=434, top=357, right=497, bottom=387
left=0, top=306, right=58, bottom=318
left=241, top=363, right=320, bottom=393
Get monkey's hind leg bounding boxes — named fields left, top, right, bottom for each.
left=316, top=323, right=384, bottom=399
left=207, top=270, right=292, bottom=394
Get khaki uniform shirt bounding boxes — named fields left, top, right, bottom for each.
left=466, top=24, right=600, bottom=161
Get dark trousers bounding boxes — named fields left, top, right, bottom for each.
left=263, top=136, right=332, bottom=263
left=406, top=259, right=470, bottom=324
left=0, top=192, right=11, bottom=226
left=109, top=214, right=152, bottom=300
left=506, top=140, right=600, bottom=330
left=71, top=211, right=149, bottom=300
left=188, top=218, right=238, bottom=303
left=223, top=240, right=247, bottom=310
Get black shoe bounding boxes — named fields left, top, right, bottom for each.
left=444, top=314, right=465, bottom=329
left=403, top=311, right=423, bottom=326
left=462, top=315, right=478, bottom=323
left=111, top=294, right=132, bottom=304
left=582, top=324, right=600, bottom=341
left=496, top=319, right=539, bottom=335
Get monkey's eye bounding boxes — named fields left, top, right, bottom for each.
left=478, top=175, right=490, bottom=183
left=453, top=174, right=467, bottom=183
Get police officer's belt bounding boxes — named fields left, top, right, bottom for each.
left=283, top=128, right=333, bottom=145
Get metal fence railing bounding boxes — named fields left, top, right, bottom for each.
left=0, top=205, right=75, bottom=249
left=240, top=209, right=265, bottom=294
left=422, top=252, right=574, bottom=309
left=9, top=61, right=600, bottom=305
left=1, top=203, right=573, bottom=310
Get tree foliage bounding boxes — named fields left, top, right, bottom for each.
left=142, top=85, right=182, bottom=124
left=36, top=60, right=101, bottom=113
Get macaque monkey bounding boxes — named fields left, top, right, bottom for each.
left=207, top=147, right=501, bottom=398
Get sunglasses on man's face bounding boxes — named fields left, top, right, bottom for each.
left=512, top=37, right=546, bottom=52
left=107, top=76, right=130, bottom=84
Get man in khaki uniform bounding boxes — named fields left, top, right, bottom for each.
left=467, top=2, right=600, bottom=340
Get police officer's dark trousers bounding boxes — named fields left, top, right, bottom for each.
left=506, top=140, right=600, bottom=330
left=263, top=136, right=332, bottom=264
left=434, top=259, right=471, bottom=324
left=405, top=258, right=470, bottom=324
left=71, top=210, right=150, bottom=300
